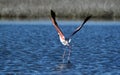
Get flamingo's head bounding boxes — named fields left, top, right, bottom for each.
left=65, top=38, right=71, bottom=44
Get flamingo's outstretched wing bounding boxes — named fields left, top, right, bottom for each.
left=50, top=10, right=65, bottom=40
left=69, top=16, right=91, bottom=39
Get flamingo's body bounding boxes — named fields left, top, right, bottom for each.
left=50, top=10, right=91, bottom=63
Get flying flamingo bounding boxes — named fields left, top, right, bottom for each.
left=50, top=10, right=91, bottom=63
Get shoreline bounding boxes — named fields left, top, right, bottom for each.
left=0, top=0, right=120, bottom=20
left=0, top=17, right=120, bottom=21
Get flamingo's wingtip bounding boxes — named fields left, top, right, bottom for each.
left=50, top=9, right=56, bottom=19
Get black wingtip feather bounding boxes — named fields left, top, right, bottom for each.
left=83, top=15, right=92, bottom=24
left=51, top=10, right=56, bottom=20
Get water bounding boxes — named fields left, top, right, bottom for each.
left=0, top=21, right=120, bottom=75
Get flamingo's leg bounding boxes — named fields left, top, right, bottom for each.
left=67, top=45, right=72, bottom=63
left=62, top=49, right=66, bottom=63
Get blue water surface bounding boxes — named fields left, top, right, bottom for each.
left=0, top=20, right=120, bottom=75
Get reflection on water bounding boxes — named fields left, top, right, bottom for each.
left=0, top=21, right=120, bottom=75
left=53, top=63, right=73, bottom=71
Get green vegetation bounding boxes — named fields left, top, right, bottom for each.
left=0, top=0, right=120, bottom=19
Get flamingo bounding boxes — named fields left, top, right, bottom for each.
left=50, top=10, right=91, bottom=63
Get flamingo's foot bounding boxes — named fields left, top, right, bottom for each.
left=68, top=60, right=71, bottom=64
